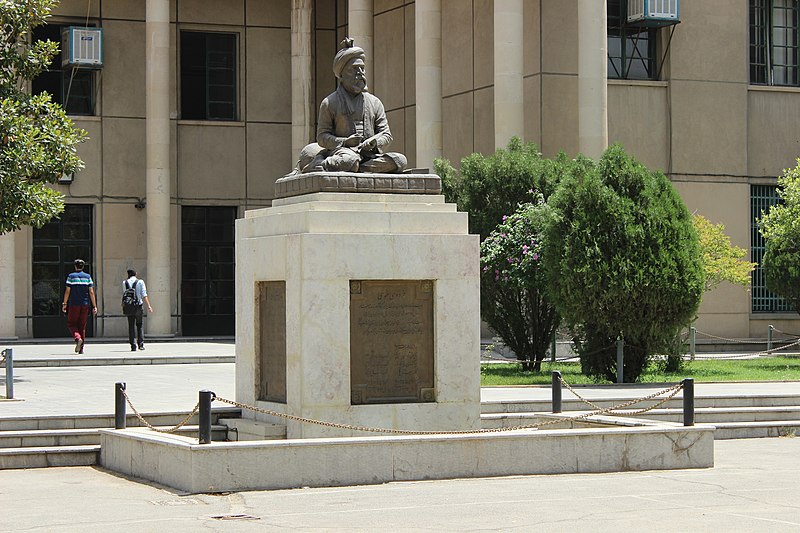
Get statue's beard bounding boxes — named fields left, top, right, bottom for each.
left=343, top=77, right=367, bottom=94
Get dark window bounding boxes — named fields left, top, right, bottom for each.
left=32, top=205, right=94, bottom=337
left=751, top=185, right=793, bottom=312
left=750, top=0, right=800, bottom=86
left=31, top=25, right=95, bottom=115
left=608, top=0, right=658, bottom=80
left=180, top=32, right=237, bottom=120
left=181, top=206, right=236, bottom=335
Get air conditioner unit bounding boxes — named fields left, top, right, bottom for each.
left=627, top=0, right=680, bottom=26
left=61, top=27, right=103, bottom=68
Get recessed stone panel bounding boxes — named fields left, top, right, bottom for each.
left=350, top=280, right=435, bottom=405
left=258, top=281, right=286, bottom=403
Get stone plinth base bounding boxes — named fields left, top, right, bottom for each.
left=235, top=192, right=481, bottom=438
left=99, top=422, right=715, bottom=493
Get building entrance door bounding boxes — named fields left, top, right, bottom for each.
left=32, top=205, right=94, bottom=338
left=181, top=206, right=236, bottom=336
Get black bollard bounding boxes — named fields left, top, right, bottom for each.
left=552, top=371, right=562, bottom=413
left=199, top=389, right=214, bottom=444
left=682, top=378, right=694, bottom=426
left=115, top=382, right=126, bottom=429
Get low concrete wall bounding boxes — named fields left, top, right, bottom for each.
left=100, top=423, right=715, bottom=493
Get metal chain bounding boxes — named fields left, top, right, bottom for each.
left=558, top=376, right=684, bottom=415
left=214, top=381, right=684, bottom=435
left=772, top=327, right=800, bottom=338
left=480, top=352, right=577, bottom=363
left=689, top=337, right=800, bottom=359
left=693, top=330, right=770, bottom=344
left=121, top=387, right=200, bottom=434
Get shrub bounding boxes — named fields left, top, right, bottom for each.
left=436, top=138, right=564, bottom=370
left=759, top=160, right=800, bottom=314
left=480, top=201, right=559, bottom=371
left=543, top=145, right=704, bottom=382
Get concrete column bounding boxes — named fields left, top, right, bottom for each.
left=146, top=0, right=172, bottom=335
left=0, top=232, right=16, bottom=339
left=292, top=0, right=314, bottom=159
left=494, top=0, right=524, bottom=150
left=348, top=0, right=373, bottom=85
left=415, top=0, right=443, bottom=170
left=578, top=0, right=608, bottom=159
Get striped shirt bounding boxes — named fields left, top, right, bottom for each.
left=66, top=271, right=94, bottom=306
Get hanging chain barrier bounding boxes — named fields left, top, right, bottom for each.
left=481, top=342, right=616, bottom=364
left=772, top=326, right=800, bottom=338
left=689, top=337, right=800, bottom=359
left=557, top=376, right=685, bottom=416
left=120, top=386, right=200, bottom=434
left=212, top=379, right=685, bottom=436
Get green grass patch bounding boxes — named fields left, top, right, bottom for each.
left=480, top=357, right=800, bottom=386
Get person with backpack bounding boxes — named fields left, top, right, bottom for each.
left=122, top=269, right=153, bottom=351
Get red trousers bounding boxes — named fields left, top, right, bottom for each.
left=66, top=305, right=89, bottom=342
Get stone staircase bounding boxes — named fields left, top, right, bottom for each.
left=0, top=408, right=239, bottom=470
left=4, top=392, right=800, bottom=470
left=481, top=394, right=800, bottom=439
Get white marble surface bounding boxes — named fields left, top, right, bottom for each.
left=236, top=193, right=481, bottom=438
left=100, top=423, right=715, bottom=493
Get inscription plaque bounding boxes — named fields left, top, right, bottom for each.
left=350, top=280, right=435, bottom=404
left=258, top=281, right=287, bottom=403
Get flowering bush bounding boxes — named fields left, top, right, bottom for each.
left=480, top=201, right=559, bottom=371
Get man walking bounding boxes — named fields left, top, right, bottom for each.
left=123, top=269, right=153, bottom=351
left=61, top=259, right=97, bottom=354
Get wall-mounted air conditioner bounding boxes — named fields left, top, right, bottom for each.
left=61, top=27, right=103, bottom=68
left=627, top=0, right=680, bottom=26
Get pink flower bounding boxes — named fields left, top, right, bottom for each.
left=532, top=253, right=539, bottom=260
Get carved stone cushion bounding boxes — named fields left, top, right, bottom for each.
left=274, top=171, right=442, bottom=199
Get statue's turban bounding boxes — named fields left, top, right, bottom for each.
left=333, top=37, right=366, bottom=78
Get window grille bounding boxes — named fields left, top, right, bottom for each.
left=750, top=0, right=800, bottom=86
left=751, top=185, right=793, bottom=312
left=180, top=32, right=238, bottom=121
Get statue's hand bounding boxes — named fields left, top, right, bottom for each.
left=343, top=134, right=363, bottom=147
left=356, top=137, right=377, bottom=152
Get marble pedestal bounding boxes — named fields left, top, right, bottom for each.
left=235, top=189, right=481, bottom=438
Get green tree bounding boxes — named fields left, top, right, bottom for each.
left=480, top=201, right=559, bottom=371
left=436, top=138, right=564, bottom=370
left=0, top=0, right=86, bottom=235
left=437, top=138, right=565, bottom=239
left=544, top=145, right=704, bottom=382
left=694, top=214, right=755, bottom=292
left=759, top=160, right=800, bottom=314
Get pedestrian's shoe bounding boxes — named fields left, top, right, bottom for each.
left=131, top=345, right=137, bottom=352
left=77, top=338, right=84, bottom=354
left=138, top=344, right=145, bottom=351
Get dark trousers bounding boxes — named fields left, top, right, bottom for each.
left=66, top=305, right=89, bottom=342
left=127, top=306, right=144, bottom=347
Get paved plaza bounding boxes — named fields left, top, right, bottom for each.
left=1, top=341, right=800, bottom=531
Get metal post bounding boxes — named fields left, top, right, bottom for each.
left=550, top=332, right=557, bottom=363
left=199, top=389, right=214, bottom=444
left=682, top=378, right=694, bottom=426
left=2, top=348, right=13, bottom=400
left=690, top=326, right=696, bottom=361
left=768, top=324, right=774, bottom=352
left=115, top=382, right=126, bottom=429
left=551, top=370, right=562, bottom=413
left=616, top=339, right=624, bottom=383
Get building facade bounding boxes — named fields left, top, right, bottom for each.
left=1, top=0, right=799, bottom=340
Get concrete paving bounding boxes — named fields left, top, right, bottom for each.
left=0, top=438, right=797, bottom=531
left=2, top=341, right=800, bottom=531
left=2, top=341, right=800, bottom=416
